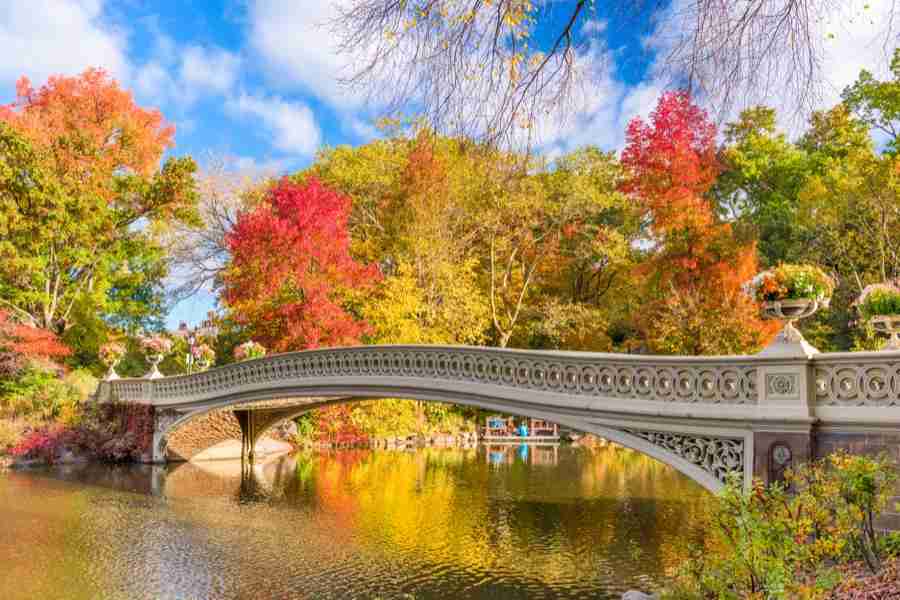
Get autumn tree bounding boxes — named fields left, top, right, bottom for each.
left=843, top=47, right=900, bottom=155
left=307, top=137, right=411, bottom=266
left=0, top=69, right=199, bottom=336
left=222, top=178, right=381, bottom=351
left=473, top=146, right=638, bottom=348
left=794, top=106, right=900, bottom=350
left=521, top=147, right=640, bottom=350
left=309, top=134, right=491, bottom=346
left=713, top=106, right=811, bottom=266
left=622, top=91, right=773, bottom=355
left=308, top=133, right=639, bottom=351
left=715, top=91, right=900, bottom=351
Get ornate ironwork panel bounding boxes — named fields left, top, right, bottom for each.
left=623, top=429, right=745, bottom=484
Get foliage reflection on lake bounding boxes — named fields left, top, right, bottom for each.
left=0, top=444, right=708, bottom=599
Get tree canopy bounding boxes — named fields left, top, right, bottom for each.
left=222, top=178, right=381, bottom=351
left=0, top=69, right=199, bottom=337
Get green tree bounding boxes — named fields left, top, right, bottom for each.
left=843, top=47, right=900, bottom=155
left=714, top=106, right=811, bottom=265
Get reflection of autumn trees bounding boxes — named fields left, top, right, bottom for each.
left=278, top=445, right=707, bottom=588
left=1, top=446, right=709, bottom=597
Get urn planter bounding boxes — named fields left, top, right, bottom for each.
left=146, top=354, right=165, bottom=379
left=870, top=315, right=900, bottom=351
left=855, top=282, right=900, bottom=351
left=760, top=298, right=827, bottom=357
left=99, top=343, right=127, bottom=382
left=104, top=361, right=121, bottom=381
left=745, top=263, right=835, bottom=357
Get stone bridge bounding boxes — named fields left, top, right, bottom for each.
left=96, top=344, right=900, bottom=509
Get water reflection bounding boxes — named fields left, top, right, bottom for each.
left=0, top=445, right=708, bottom=599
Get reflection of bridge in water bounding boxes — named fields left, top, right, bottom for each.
left=96, top=343, right=900, bottom=524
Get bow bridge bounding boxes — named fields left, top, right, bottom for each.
left=96, top=344, right=900, bottom=505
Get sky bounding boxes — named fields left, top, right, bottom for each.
left=0, top=0, right=895, bottom=330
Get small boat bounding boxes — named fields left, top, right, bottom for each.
left=480, top=415, right=560, bottom=444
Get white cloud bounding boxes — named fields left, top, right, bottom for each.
left=246, top=0, right=642, bottom=155
left=817, top=2, right=894, bottom=106
left=531, top=28, right=627, bottom=154
left=180, top=45, right=241, bottom=94
left=0, top=0, right=129, bottom=89
left=249, top=0, right=363, bottom=108
left=534, top=0, right=899, bottom=154
left=228, top=154, right=295, bottom=176
left=0, top=2, right=242, bottom=112
left=226, top=92, right=321, bottom=156
left=134, top=60, right=177, bottom=102
left=133, top=38, right=241, bottom=108
left=617, top=81, right=665, bottom=133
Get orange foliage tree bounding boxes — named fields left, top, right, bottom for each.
left=222, top=178, right=381, bottom=352
left=0, top=68, right=175, bottom=182
left=621, top=91, right=774, bottom=354
left=0, top=68, right=198, bottom=333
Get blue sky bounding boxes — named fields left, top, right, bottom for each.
left=0, top=0, right=892, bottom=329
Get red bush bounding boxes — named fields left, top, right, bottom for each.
left=9, top=402, right=156, bottom=463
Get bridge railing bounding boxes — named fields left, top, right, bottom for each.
left=94, top=345, right=900, bottom=426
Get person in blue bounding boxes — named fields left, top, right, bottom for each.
left=517, top=422, right=529, bottom=437
left=517, top=443, right=529, bottom=462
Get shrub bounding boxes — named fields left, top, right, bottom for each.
left=857, top=282, right=900, bottom=319
left=882, top=531, right=900, bottom=558
left=823, top=452, right=898, bottom=572
left=0, top=418, right=26, bottom=453
left=745, top=263, right=835, bottom=303
left=1, top=366, right=75, bottom=419
left=665, top=452, right=898, bottom=600
left=10, top=401, right=154, bottom=463
left=0, top=366, right=96, bottom=421
left=9, top=424, right=70, bottom=463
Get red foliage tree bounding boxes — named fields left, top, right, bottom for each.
left=223, top=178, right=381, bottom=351
left=621, top=91, right=775, bottom=354
left=0, top=310, right=70, bottom=376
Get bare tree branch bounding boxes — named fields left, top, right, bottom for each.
left=332, top=0, right=898, bottom=147
left=163, top=155, right=273, bottom=301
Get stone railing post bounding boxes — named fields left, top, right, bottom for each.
left=756, top=359, right=815, bottom=422
left=94, top=380, right=111, bottom=403
left=753, top=352, right=817, bottom=485
left=141, top=379, right=155, bottom=404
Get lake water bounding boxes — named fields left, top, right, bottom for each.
left=0, top=444, right=708, bottom=599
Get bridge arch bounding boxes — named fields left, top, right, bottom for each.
left=152, top=385, right=751, bottom=494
